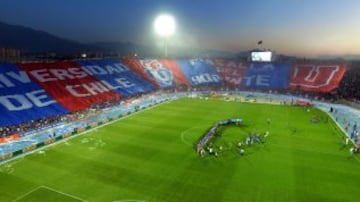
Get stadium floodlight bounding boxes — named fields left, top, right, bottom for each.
left=154, top=14, right=176, bottom=57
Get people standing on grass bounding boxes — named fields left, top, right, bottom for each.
left=255, top=134, right=261, bottom=143
left=199, top=129, right=271, bottom=158
left=342, top=137, right=348, bottom=147
left=350, top=145, right=360, bottom=155
left=208, top=147, right=213, bottom=154
left=240, top=148, right=245, bottom=156
left=200, top=149, right=205, bottom=158
left=264, top=131, right=269, bottom=138
left=246, top=134, right=252, bottom=145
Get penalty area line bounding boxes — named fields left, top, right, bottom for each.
left=113, top=200, right=147, bottom=202
left=11, top=186, right=42, bottom=202
left=40, top=185, right=88, bottom=202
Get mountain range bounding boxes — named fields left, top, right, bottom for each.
left=0, top=21, right=359, bottom=60
left=0, top=21, right=236, bottom=58
left=0, top=21, right=98, bottom=54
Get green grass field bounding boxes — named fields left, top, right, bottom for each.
left=1, top=98, right=359, bottom=202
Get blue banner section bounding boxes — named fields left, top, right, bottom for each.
left=0, top=63, right=69, bottom=126
left=242, top=63, right=290, bottom=88
left=176, top=59, right=223, bottom=86
left=77, top=59, right=155, bottom=97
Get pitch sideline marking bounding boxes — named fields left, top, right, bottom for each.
left=12, top=185, right=151, bottom=202
left=317, top=107, right=360, bottom=163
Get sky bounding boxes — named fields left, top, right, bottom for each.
left=0, top=0, right=360, bottom=57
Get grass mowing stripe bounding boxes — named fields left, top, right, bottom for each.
left=1, top=98, right=360, bottom=202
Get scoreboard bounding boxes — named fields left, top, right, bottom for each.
left=251, top=51, right=272, bottom=62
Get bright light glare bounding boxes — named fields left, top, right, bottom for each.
left=154, top=14, right=176, bottom=37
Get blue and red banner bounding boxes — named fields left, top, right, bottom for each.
left=18, top=61, right=120, bottom=112
left=176, top=59, right=223, bottom=86
left=212, top=59, right=247, bottom=86
left=0, top=63, right=69, bottom=126
left=158, top=59, right=191, bottom=86
left=137, top=59, right=190, bottom=87
left=121, top=57, right=160, bottom=88
left=77, top=59, right=155, bottom=97
left=140, top=59, right=177, bottom=88
left=0, top=58, right=348, bottom=127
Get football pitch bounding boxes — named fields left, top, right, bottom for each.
left=0, top=98, right=359, bottom=202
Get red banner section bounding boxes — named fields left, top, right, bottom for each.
left=18, top=61, right=120, bottom=112
left=212, top=59, right=247, bottom=86
left=121, top=57, right=160, bottom=88
left=159, top=59, right=191, bottom=86
left=289, top=64, right=346, bottom=92
left=0, top=133, right=20, bottom=144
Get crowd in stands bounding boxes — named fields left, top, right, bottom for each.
left=337, top=61, right=360, bottom=102
left=1, top=59, right=360, bottom=140
left=0, top=95, right=130, bottom=137
left=0, top=86, right=341, bottom=138
left=0, top=115, right=64, bottom=138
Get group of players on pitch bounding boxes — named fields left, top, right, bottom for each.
left=237, top=131, right=269, bottom=156
left=199, top=130, right=270, bottom=158
left=341, top=134, right=360, bottom=155
left=348, top=140, right=360, bottom=155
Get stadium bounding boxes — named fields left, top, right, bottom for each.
left=1, top=55, right=360, bottom=201
left=1, top=1, right=360, bottom=202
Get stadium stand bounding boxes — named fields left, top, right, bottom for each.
left=337, top=61, right=360, bottom=101
left=1, top=57, right=360, bottom=161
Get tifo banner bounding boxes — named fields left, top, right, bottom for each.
left=289, top=64, right=346, bottom=92
left=0, top=63, right=69, bottom=126
left=158, top=59, right=191, bottom=86
left=212, top=59, right=247, bottom=86
left=139, top=59, right=176, bottom=88
left=176, top=59, right=223, bottom=86
left=77, top=59, right=155, bottom=97
left=17, top=61, right=120, bottom=112
left=242, top=63, right=290, bottom=88
left=121, top=57, right=160, bottom=88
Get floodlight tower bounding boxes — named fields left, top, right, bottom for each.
left=154, top=14, right=176, bottom=57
